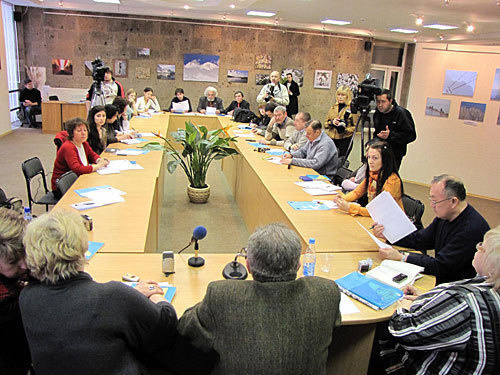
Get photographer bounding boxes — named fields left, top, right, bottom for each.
left=86, top=64, right=124, bottom=110
left=256, top=71, right=289, bottom=106
left=374, top=89, right=416, bottom=170
left=325, top=86, right=358, bottom=157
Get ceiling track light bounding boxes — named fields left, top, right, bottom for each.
left=416, top=16, right=423, bottom=26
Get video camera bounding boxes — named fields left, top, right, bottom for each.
left=91, top=57, right=109, bottom=83
left=351, top=74, right=382, bottom=114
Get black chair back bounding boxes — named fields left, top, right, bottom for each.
left=402, top=194, right=425, bottom=230
left=49, top=95, right=59, bottom=101
left=56, top=171, right=78, bottom=196
left=21, top=157, right=58, bottom=211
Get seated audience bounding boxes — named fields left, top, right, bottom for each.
left=104, top=104, right=132, bottom=144
left=281, top=120, right=340, bottom=180
left=378, top=225, right=500, bottom=375
left=252, top=102, right=277, bottom=136
left=373, top=174, right=490, bottom=284
left=222, top=90, right=250, bottom=115
left=0, top=208, right=31, bottom=375
left=51, top=118, right=109, bottom=194
left=325, top=85, right=358, bottom=158
left=178, top=222, right=341, bottom=374
left=111, top=97, right=132, bottom=133
left=20, top=210, right=178, bottom=375
left=256, top=70, right=290, bottom=106
left=136, top=87, right=161, bottom=113
left=334, top=141, right=403, bottom=216
left=197, top=86, right=224, bottom=114
left=19, top=78, right=41, bottom=128
left=86, top=105, right=107, bottom=154
left=125, top=88, right=138, bottom=120
left=168, top=88, right=192, bottom=113
left=260, top=105, right=294, bottom=146
left=283, top=111, right=310, bottom=151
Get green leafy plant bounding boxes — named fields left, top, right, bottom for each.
left=141, top=121, right=238, bottom=188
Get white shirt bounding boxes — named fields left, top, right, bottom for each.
left=75, top=144, right=88, bottom=166
left=136, top=96, right=161, bottom=112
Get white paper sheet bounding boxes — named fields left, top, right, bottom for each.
left=70, top=193, right=125, bottom=211
left=172, top=101, right=190, bottom=112
left=312, top=200, right=338, bottom=209
left=79, top=186, right=126, bottom=199
left=205, top=107, right=216, bottom=115
left=340, top=292, right=360, bottom=315
left=303, top=188, right=340, bottom=196
left=357, top=221, right=393, bottom=249
left=366, top=191, right=417, bottom=243
left=116, top=149, right=144, bottom=156
left=265, top=157, right=283, bottom=165
left=137, top=132, right=156, bottom=137
left=121, top=138, right=144, bottom=145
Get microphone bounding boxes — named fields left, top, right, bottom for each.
left=178, top=226, right=207, bottom=254
left=222, top=248, right=248, bottom=280
left=188, top=226, right=207, bottom=267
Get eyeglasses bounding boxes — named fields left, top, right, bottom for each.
left=428, top=197, right=452, bottom=206
left=476, top=242, right=484, bottom=252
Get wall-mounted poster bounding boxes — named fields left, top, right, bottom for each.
left=113, top=59, right=128, bottom=78
left=425, top=98, right=451, bottom=118
left=84, top=61, right=93, bottom=76
left=314, top=70, right=332, bottom=89
left=443, top=69, right=477, bottom=97
left=137, top=48, right=150, bottom=58
left=459, top=101, right=486, bottom=122
left=255, top=54, right=272, bottom=70
left=157, top=64, right=175, bottom=80
left=183, top=54, right=219, bottom=82
left=281, top=69, right=304, bottom=87
left=227, top=69, right=248, bottom=83
left=52, top=58, right=73, bottom=75
left=336, top=73, right=359, bottom=93
left=135, top=67, right=151, bottom=79
left=490, top=68, right=500, bottom=100
left=255, top=74, right=270, bottom=85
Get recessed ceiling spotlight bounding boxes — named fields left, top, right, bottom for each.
left=58, top=0, right=63, bottom=5
left=444, top=0, right=450, bottom=6
left=413, top=37, right=417, bottom=43
left=230, top=4, right=235, bottom=9
left=416, top=17, right=423, bottom=26
left=184, top=5, right=189, bottom=10
left=321, top=19, right=351, bottom=26
left=93, top=0, right=120, bottom=3
left=439, top=35, right=444, bottom=40
left=246, top=10, right=276, bottom=17
left=390, top=28, right=418, bottom=34
left=424, top=24, right=458, bottom=30
left=466, top=24, right=474, bottom=32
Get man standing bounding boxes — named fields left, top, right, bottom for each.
left=373, top=89, right=416, bottom=169
left=19, top=78, right=41, bottom=128
left=281, top=120, right=340, bottom=179
left=0, top=208, right=31, bottom=374
left=285, top=73, right=300, bottom=117
left=284, top=111, right=309, bottom=151
left=256, top=71, right=289, bottom=106
left=374, top=174, right=490, bottom=285
left=86, top=67, right=124, bottom=109
left=178, top=223, right=341, bottom=375
left=260, top=106, right=294, bottom=146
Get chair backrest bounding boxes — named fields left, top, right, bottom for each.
left=0, top=188, right=23, bottom=213
left=56, top=171, right=78, bottom=196
left=49, top=95, right=59, bottom=101
left=54, top=131, right=69, bottom=152
left=332, top=166, right=353, bottom=186
left=21, top=157, right=49, bottom=210
left=402, top=194, right=425, bottom=230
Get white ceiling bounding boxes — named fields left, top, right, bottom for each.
left=11, top=0, right=500, bottom=44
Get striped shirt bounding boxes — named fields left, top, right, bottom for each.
left=381, top=277, right=500, bottom=374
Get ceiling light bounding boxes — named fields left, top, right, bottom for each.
left=466, top=24, right=474, bottom=32
left=439, top=35, right=444, bottom=40
left=416, top=17, right=423, bottom=26
left=390, top=28, right=418, bottom=34
left=444, top=0, right=450, bottom=5
left=424, top=24, right=458, bottom=30
left=230, top=4, right=235, bottom=9
left=93, top=0, right=120, bottom=3
left=246, top=10, right=276, bottom=17
left=184, top=5, right=189, bottom=10
left=321, top=19, right=351, bottom=26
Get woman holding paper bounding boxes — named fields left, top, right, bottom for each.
left=19, top=210, right=178, bottom=375
left=333, top=141, right=403, bottom=216
left=51, top=118, right=110, bottom=194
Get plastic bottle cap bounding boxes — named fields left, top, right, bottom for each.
left=308, top=238, right=315, bottom=244
left=24, top=207, right=30, bottom=213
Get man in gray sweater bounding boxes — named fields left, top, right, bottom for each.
left=177, top=223, right=341, bottom=375
left=284, top=111, right=310, bottom=151
left=281, top=120, right=340, bottom=179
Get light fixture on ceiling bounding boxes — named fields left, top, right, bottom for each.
left=444, top=0, right=450, bottom=6
left=223, top=13, right=227, bottom=20
left=390, top=28, right=418, bottom=34
left=413, top=37, right=417, bottom=43
left=230, top=4, right=235, bottom=9
left=416, top=17, right=423, bottom=26
left=93, top=0, right=120, bottom=3
left=439, top=35, right=444, bottom=40
left=466, top=24, right=474, bottom=32
left=58, top=0, right=63, bottom=6
left=424, top=24, right=458, bottom=30
left=321, top=19, right=351, bottom=26
left=184, top=5, right=189, bottom=10
left=246, top=10, right=276, bottom=17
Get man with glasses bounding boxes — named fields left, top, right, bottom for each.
left=373, top=174, right=490, bottom=284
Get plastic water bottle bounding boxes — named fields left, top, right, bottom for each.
left=23, top=207, right=32, bottom=222
left=303, top=238, right=316, bottom=276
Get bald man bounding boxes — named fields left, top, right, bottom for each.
left=256, top=71, right=289, bottom=106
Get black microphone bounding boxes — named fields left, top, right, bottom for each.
left=222, top=248, right=248, bottom=280
left=188, top=226, right=207, bottom=267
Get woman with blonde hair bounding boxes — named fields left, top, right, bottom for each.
left=19, top=210, right=177, bottom=375
left=325, top=85, right=358, bottom=157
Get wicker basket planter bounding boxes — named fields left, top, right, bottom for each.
left=187, top=184, right=211, bottom=204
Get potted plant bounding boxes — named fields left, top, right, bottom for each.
left=142, top=121, right=238, bottom=203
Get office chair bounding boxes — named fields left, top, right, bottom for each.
left=49, top=95, right=59, bottom=101
left=402, top=194, right=425, bottom=230
left=53, top=131, right=69, bottom=152
left=56, top=171, right=77, bottom=197
left=21, top=157, right=59, bottom=212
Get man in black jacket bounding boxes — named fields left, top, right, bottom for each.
left=19, top=78, right=41, bottom=128
left=373, top=89, right=416, bottom=169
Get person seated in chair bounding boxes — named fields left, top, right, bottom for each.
left=19, top=78, right=41, bottom=128
left=197, top=87, right=224, bottom=114
left=222, top=91, right=249, bottom=116
left=168, top=88, right=193, bottom=113
left=259, top=106, right=294, bottom=146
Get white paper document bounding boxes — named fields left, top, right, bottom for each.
left=357, top=221, right=393, bottom=249
left=312, top=200, right=338, bottom=209
left=137, top=132, right=156, bottom=137
left=97, top=160, right=143, bottom=174
left=78, top=186, right=126, bottom=199
left=366, top=260, right=424, bottom=289
left=265, top=156, right=282, bottom=165
left=116, top=149, right=144, bottom=156
left=295, top=181, right=341, bottom=196
left=366, top=191, right=417, bottom=243
left=121, top=138, right=144, bottom=145
left=340, top=292, right=360, bottom=315
left=70, top=193, right=125, bottom=211
left=205, top=107, right=216, bottom=115
left=172, top=101, right=190, bottom=112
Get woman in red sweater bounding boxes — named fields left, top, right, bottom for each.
left=51, top=117, right=109, bottom=195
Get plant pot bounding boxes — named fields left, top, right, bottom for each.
left=187, top=184, right=210, bottom=204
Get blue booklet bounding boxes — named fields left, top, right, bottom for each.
left=266, top=149, right=285, bottom=156
left=85, top=241, right=104, bottom=260
left=288, top=201, right=332, bottom=211
left=335, top=271, right=404, bottom=310
left=124, top=282, right=176, bottom=303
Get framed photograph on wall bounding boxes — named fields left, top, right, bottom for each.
left=227, top=69, right=248, bottom=83
left=281, top=69, right=304, bottom=87
left=137, top=48, right=150, bottom=58
left=84, top=61, right=93, bottom=77
left=52, top=58, right=73, bottom=75
left=336, top=73, right=359, bottom=93
left=443, top=69, right=477, bottom=97
left=425, top=98, right=451, bottom=118
left=255, top=54, right=272, bottom=70
left=157, top=64, right=175, bottom=80
left=313, top=70, right=332, bottom=89
left=255, top=74, right=270, bottom=85
left=459, top=101, right=486, bottom=122
left=490, top=68, right=500, bottom=100
left=183, top=54, right=219, bottom=82
left=113, top=59, right=128, bottom=78
left=135, top=67, right=151, bottom=79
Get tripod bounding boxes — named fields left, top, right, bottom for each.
left=90, top=81, right=106, bottom=108
left=343, top=106, right=373, bottom=165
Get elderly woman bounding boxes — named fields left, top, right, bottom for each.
left=325, top=85, right=358, bottom=157
left=19, top=210, right=178, bottom=375
left=51, top=117, right=109, bottom=195
left=376, top=225, right=500, bottom=374
left=197, top=86, right=224, bottom=114
left=0, top=208, right=31, bottom=375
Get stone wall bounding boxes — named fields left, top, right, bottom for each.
left=18, top=7, right=372, bottom=121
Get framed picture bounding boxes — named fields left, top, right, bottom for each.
left=443, top=69, right=477, bottom=97
left=113, top=59, right=128, bottom=78
left=336, top=73, right=359, bottom=93
left=255, top=74, right=270, bottom=85
left=137, top=48, right=150, bottom=58
left=459, top=101, right=486, bottom=122
left=135, top=67, right=151, bottom=79
left=490, top=68, right=500, bottom=100
left=425, top=98, right=451, bottom=118
left=227, top=69, right=248, bottom=83
left=157, top=64, right=175, bottom=80
left=183, top=54, right=220, bottom=82
left=314, top=70, right=332, bottom=89
left=84, top=61, right=93, bottom=77
left=255, top=54, right=272, bottom=70
left=281, top=69, right=304, bottom=87
left=52, top=58, right=73, bottom=75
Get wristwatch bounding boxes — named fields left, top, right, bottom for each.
left=400, top=252, right=409, bottom=262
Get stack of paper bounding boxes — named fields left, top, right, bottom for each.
left=295, top=180, right=341, bottom=196
left=366, top=260, right=424, bottom=289
left=116, top=149, right=149, bottom=156
left=288, top=201, right=334, bottom=210
left=71, top=186, right=126, bottom=211
left=120, top=138, right=148, bottom=145
left=96, top=160, right=144, bottom=175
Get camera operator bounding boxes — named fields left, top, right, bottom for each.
left=86, top=66, right=124, bottom=110
left=256, top=71, right=289, bottom=106
left=373, top=89, right=416, bottom=170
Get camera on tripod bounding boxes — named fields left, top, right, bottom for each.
left=91, top=58, right=109, bottom=83
left=351, top=74, right=382, bottom=114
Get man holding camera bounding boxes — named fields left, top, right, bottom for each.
left=256, top=71, right=289, bottom=106
left=373, top=89, right=416, bottom=170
